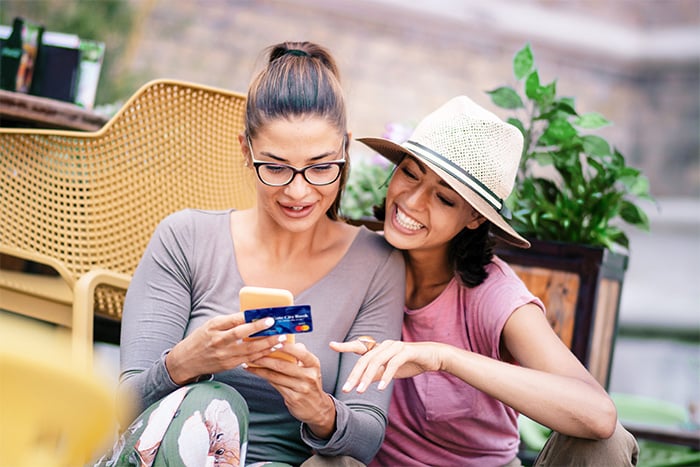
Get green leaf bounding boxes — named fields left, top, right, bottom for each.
left=538, top=81, right=557, bottom=109
left=540, top=119, right=577, bottom=145
left=582, top=135, right=611, bottom=157
left=575, top=112, right=611, bottom=129
left=627, top=175, right=651, bottom=197
left=487, top=87, right=524, bottom=109
left=513, top=44, right=534, bottom=80
left=554, top=99, right=577, bottom=115
left=531, top=151, right=554, bottom=167
left=506, top=117, right=526, bottom=136
left=620, top=201, right=650, bottom=230
left=525, top=71, right=541, bottom=100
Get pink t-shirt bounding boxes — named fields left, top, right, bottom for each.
left=371, top=256, right=544, bottom=467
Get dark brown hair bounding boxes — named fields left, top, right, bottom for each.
left=245, top=41, right=349, bottom=220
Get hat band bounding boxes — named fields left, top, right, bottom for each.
left=403, top=140, right=504, bottom=212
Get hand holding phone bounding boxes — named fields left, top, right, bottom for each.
left=240, top=286, right=309, bottom=363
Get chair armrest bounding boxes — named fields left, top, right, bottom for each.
left=72, top=269, right=132, bottom=369
left=0, top=245, right=76, bottom=287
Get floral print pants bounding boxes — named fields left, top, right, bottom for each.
left=95, top=381, right=291, bottom=467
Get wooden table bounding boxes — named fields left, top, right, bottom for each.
left=0, top=89, right=108, bottom=131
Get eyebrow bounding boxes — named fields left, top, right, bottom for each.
left=409, top=156, right=453, bottom=189
left=257, top=150, right=337, bottom=164
left=252, top=138, right=345, bottom=164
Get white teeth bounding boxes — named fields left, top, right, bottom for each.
left=290, top=206, right=303, bottom=211
left=395, top=207, right=423, bottom=230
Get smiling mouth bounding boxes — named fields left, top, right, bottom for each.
left=395, top=206, right=424, bottom=231
left=281, top=203, right=313, bottom=216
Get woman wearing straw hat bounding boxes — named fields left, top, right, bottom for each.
left=331, top=96, right=638, bottom=466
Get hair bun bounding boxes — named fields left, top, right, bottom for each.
left=283, top=49, right=309, bottom=57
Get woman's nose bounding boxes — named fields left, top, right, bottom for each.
left=405, top=184, right=430, bottom=208
left=283, top=172, right=310, bottom=198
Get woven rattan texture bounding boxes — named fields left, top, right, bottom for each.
left=1, top=80, right=257, bottom=319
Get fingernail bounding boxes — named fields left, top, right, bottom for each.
left=271, top=343, right=283, bottom=351
left=342, top=382, right=352, bottom=392
left=357, top=382, right=366, bottom=392
left=264, top=317, right=275, bottom=326
left=278, top=334, right=287, bottom=342
left=241, top=362, right=248, bottom=369
left=378, top=380, right=387, bottom=390
left=235, top=338, right=243, bottom=345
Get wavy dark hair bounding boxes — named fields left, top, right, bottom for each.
left=245, top=41, right=349, bottom=220
left=374, top=200, right=494, bottom=287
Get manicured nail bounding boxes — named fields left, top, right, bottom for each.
left=264, top=317, right=275, bottom=326
left=378, top=380, right=387, bottom=390
left=278, top=334, right=287, bottom=342
left=271, top=343, right=283, bottom=351
left=342, top=382, right=352, bottom=392
left=241, top=362, right=248, bottom=369
left=235, top=338, right=243, bottom=345
left=357, top=382, right=366, bottom=392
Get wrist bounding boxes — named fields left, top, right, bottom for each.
left=165, top=346, right=196, bottom=385
left=307, top=393, right=337, bottom=439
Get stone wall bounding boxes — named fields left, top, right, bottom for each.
left=125, top=0, right=700, bottom=196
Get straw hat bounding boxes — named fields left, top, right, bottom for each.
left=358, top=95, right=530, bottom=248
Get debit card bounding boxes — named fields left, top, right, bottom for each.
left=244, top=304, right=313, bottom=337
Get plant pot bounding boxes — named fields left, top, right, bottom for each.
left=494, top=239, right=628, bottom=389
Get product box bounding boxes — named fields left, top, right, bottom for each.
left=0, top=19, right=104, bottom=107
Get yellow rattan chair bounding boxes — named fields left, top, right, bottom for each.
left=0, top=79, right=257, bottom=368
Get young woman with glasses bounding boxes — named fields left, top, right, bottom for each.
left=100, top=42, right=404, bottom=467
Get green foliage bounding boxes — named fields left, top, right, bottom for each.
left=1, top=0, right=140, bottom=105
left=487, top=43, right=654, bottom=252
left=341, top=159, right=393, bottom=220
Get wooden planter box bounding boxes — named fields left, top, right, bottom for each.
left=494, top=239, right=628, bottom=389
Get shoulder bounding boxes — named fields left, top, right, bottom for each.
left=336, top=226, right=405, bottom=282
left=153, top=209, right=232, bottom=246
left=468, top=256, right=543, bottom=311
left=160, top=208, right=231, bottom=227
left=352, top=227, right=403, bottom=264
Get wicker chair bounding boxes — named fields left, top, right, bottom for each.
left=0, top=79, right=257, bottom=368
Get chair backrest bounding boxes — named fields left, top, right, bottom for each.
left=1, top=79, right=257, bottom=318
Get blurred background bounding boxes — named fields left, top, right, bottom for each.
left=2, top=0, right=698, bottom=421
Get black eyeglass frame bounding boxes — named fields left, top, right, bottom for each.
left=247, top=136, right=347, bottom=187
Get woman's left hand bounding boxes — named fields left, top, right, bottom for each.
left=243, top=342, right=336, bottom=439
left=330, top=339, right=445, bottom=393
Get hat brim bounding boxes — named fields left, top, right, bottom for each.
left=358, top=136, right=530, bottom=248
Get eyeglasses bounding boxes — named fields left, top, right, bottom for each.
left=247, top=136, right=346, bottom=187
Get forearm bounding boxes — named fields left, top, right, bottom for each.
left=117, top=353, right=180, bottom=426
left=439, top=344, right=617, bottom=439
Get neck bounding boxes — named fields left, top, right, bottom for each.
left=403, top=247, right=454, bottom=309
left=256, top=213, right=333, bottom=260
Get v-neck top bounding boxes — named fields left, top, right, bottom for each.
left=119, top=209, right=405, bottom=465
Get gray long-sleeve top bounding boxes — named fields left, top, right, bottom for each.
left=118, top=209, right=405, bottom=465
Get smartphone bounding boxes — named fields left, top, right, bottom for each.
left=239, top=286, right=296, bottom=363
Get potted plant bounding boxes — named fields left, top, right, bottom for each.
left=486, top=43, right=654, bottom=388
